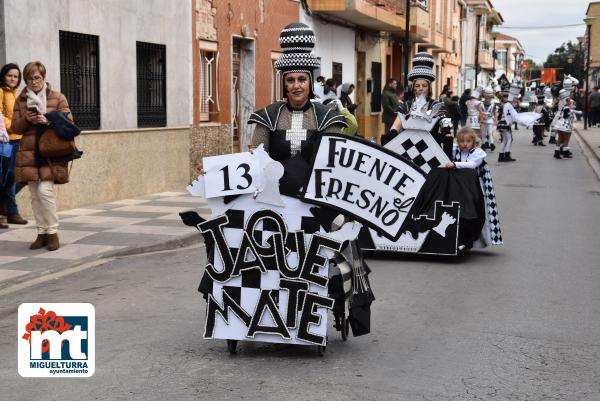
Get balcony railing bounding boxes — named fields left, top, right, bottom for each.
left=365, top=0, right=406, bottom=15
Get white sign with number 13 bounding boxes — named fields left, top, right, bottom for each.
left=202, top=152, right=260, bottom=198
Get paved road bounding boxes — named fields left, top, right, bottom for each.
left=1, top=131, right=600, bottom=401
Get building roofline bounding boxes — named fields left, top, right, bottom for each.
left=587, top=1, right=600, bottom=15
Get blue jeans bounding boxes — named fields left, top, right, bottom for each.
left=0, top=140, right=24, bottom=215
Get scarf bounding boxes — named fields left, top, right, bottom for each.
left=26, top=83, right=47, bottom=114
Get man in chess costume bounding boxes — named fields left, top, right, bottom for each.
left=496, top=81, right=521, bottom=162
left=249, top=23, right=347, bottom=196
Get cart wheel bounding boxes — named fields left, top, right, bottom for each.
left=341, top=314, right=348, bottom=341
left=317, top=344, right=326, bottom=356
left=227, top=340, right=238, bottom=354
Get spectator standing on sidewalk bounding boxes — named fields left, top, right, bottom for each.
left=381, top=78, right=400, bottom=141
left=459, top=88, right=471, bottom=127
left=0, top=63, right=28, bottom=228
left=12, top=61, right=72, bottom=251
left=445, top=93, right=461, bottom=135
left=588, top=87, right=600, bottom=127
left=339, top=82, right=357, bottom=116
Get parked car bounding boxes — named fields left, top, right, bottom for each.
left=520, top=90, right=537, bottom=112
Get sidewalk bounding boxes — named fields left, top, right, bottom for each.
left=574, top=122, right=600, bottom=178
left=0, top=191, right=209, bottom=291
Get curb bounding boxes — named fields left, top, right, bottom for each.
left=573, top=128, right=600, bottom=180
left=0, top=231, right=203, bottom=293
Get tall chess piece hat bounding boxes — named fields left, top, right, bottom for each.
left=273, top=22, right=320, bottom=98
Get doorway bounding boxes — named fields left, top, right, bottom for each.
left=231, top=37, right=255, bottom=153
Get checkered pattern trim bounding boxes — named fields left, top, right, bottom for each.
left=452, top=149, right=502, bottom=245
left=280, top=35, right=316, bottom=44
left=386, top=130, right=450, bottom=173
left=407, top=67, right=436, bottom=83
left=478, top=161, right=503, bottom=245
left=273, top=53, right=320, bottom=70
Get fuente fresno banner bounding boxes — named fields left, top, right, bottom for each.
left=303, top=134, right=426, bottom=241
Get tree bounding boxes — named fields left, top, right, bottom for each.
left=544, top=40, right=585, bottom=82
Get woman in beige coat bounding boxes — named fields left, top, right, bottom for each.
left=12, top=61, right=72, bottom=251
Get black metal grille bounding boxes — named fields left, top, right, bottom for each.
left=137, top=42, right=166, bottom=127
left=59, top=31, right=100, bottom=130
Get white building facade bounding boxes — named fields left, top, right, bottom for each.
left=0, top=0, right=193, bottom=213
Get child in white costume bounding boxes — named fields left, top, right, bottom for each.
left=445, top=127, right=503, bottom=247
left=466, top=86, right=483, bottom=132
left=478, top=87, right=498, bottom=151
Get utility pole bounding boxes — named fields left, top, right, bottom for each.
left=403, top=0, right=411, bottom=89
left=584, top=17, right=596, bottom=130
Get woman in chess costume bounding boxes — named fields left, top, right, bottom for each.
left=368, top=53, right=499, bottom=250
left=382, top=52, right=454, bottom=163
left=248, top=22, right=374, bottom=336
left=249, top=23, right=347, bottom=197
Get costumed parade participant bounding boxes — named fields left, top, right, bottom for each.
left=549, top=75, right=578, bottom=145
left=384, top=52, right=454, bottom=166
left=496, top=81, right=520, bottom=162
left=183, top=22, right=374, bottom=354
left=445, top=127, right=503, bottom=247
left=552, top=95, right=581, bottom=159
left=532, top=94, right=551, bottom=146
left=357, top=53, right=502, bottom=253
left=466, top=86, right=483, bottom=135
left=496, top=80, right=541, bottom=163
left=478, top=87, right=498, bottom=151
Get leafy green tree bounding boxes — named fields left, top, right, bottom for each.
left=544, top=40, right=585, bottom=81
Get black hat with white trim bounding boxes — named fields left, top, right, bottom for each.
left=407, top=52, right=436, bottom=83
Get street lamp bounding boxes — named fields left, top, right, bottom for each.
left=490, top=31, right=499, bottom=79
left=512, top=51, right=519, bottom=80
left=584, top=16, right=596, bottom=130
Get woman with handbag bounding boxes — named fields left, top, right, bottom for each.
left=0, top=63, right=28, bottom=228
left=12, top=61, right=72, bottom=251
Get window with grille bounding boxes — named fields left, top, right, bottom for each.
left=271, top=58, right=283, bottom=102
left=136, top=42, right=166, bottom=127
left=200, top=49, right=218, bottom=121
left=59, top=31, right=100, bottom=130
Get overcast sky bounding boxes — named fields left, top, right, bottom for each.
left=491, top=0, right=591, bottom=64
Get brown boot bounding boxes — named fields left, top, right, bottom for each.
left=7, top=214, right=28, bottom=225
left=47, top=233, right=60, bottom=251
left=30, top=234, right=48, bottom=250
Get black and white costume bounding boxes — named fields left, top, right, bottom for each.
left=479, top=87, right=497, bottom=150
left=466, top=86, right=483, bottom=131
left=383, top=52, right=453, bottom=171
left=497, top=97, right=518, bottom=161
left=552, top=98, right=581, bottom=159
left=452, top=145, right=503, bottom=246
left=532, top=94, right=551, bottom=146
left=248, top=22, right=374, bottom=335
